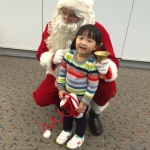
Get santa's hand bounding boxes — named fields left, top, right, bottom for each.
left=53, top=49, right=65, bottom=64
left=95, top=59, right=110, bottom=74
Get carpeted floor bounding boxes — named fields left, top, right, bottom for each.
left=0, top=56, right=150, bottom=150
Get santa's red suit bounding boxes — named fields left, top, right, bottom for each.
left=33, top=21, right=119, bottom=109
left=33, top=0, right=119, bottom=136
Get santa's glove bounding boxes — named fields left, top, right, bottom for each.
left=53, top=49, right=65, bottom=64
left=95, top=59, right=110, bottom=74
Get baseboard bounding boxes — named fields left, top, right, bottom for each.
left=0, top=48, right=36, bottom=58
left=119, top=59, right=150, bottom=70
left=0, top=48, right=150, bottom=69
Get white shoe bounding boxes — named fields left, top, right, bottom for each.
left=56, top=130, right=72, bottom=145
left=66, top=134, right=84, bottom=149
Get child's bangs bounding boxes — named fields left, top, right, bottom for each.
left=81, top=30, right=96, bottom=40
left=75, top=24, right=101, bottom=45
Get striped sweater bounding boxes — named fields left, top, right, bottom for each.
left=57, top=50, right=99, bottom=105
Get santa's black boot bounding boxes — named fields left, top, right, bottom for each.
left=89, top=110, right=103, bottom=136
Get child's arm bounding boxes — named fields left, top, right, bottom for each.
left=81, top=70, right=99, bottom=106
left=58, top=90, right=67, bottom=99
left=76, top=70, right=99, bottom=113
left=75, top=101, right=87, bottom=113
left=57, top=57, right=67, bottom=92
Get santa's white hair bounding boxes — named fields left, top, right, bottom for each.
left=45, top=7, right=95, bottom=53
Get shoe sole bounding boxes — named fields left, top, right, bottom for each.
left=56, top=135, right=71, bottom=145
left=56, top=140, right=66, bottom=145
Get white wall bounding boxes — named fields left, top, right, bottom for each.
left=122, top=0, right=150, bottom=62
left=0, top=0, right=150, bottom=61
left=42, top=0, right=133, bottom=58
left=93, top=0, right=133, bottom=59
left=0, top=0, right=42, bottom=51
left=43, top=0, right=58, bottom=31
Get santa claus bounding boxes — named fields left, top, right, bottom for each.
left=33, top=0, right=119, bottom=136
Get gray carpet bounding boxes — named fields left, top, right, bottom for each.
left=0, top=56, right=150, bottom=150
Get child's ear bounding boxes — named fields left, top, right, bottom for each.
left=93, top=45, right=99, bottom=51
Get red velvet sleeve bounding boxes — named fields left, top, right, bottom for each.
left=94, top=22, right=119, bottom=68
left=36, top=23, right=50, bottom=61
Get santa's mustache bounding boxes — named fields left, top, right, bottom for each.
left=58, top=22, right=78, bottom=33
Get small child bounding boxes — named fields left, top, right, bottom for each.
left=56, top=24, right=102, bottom=149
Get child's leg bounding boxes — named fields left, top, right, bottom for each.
left=56, top=110, right=73, bottom=145
left=66, top=114, right=86, bottom=149
left=63, top=110, right=73, bottom=132
left=66, top=107, right=88, bottom=149
left=75, top=106, right=88, bottom=137
left=75, top=111, right=86, bottom=137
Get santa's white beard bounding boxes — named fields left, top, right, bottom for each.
left=47, top=15, right=82, bottom=52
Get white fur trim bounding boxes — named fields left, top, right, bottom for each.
left=60, top=93, right=79, bottom=108
left=57, top=0, right=94, bottom=14
left=40, top=51, right=60, bottom=78
left=104, top=60, right=118, bottom=82
left=40, top=51, right=54, bottom=69
left=90, top=100, right=109, bottom=114
left=70, top=93, right=79, bottom=109
left=43, top=130, right=51, bottom=138
left=70, top=93, right=83, bottom=118
left=60, top=98, right=67, bottom=107
left=40, top=49, right=70, bottom=79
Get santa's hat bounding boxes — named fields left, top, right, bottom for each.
left=60, top=93, right=83, bottom=118
left=57, top=0, right=94, bottom=14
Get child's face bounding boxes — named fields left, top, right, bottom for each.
left=75, top=32, right=97, bottom=57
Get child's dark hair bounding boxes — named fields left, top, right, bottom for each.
left=70, top=24, right=106, bottom=51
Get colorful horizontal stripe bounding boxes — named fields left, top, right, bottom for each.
left=57, top=50, right=99, bottom=105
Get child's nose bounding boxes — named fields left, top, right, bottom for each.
left=81, top=40, right=86, bottom=45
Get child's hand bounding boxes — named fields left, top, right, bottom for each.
left=75, top=102, right=87, bottom=113
left=59, top=90, right=67, bottom=99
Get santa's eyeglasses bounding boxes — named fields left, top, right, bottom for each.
left=60, top=8, right=79, bottom=20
